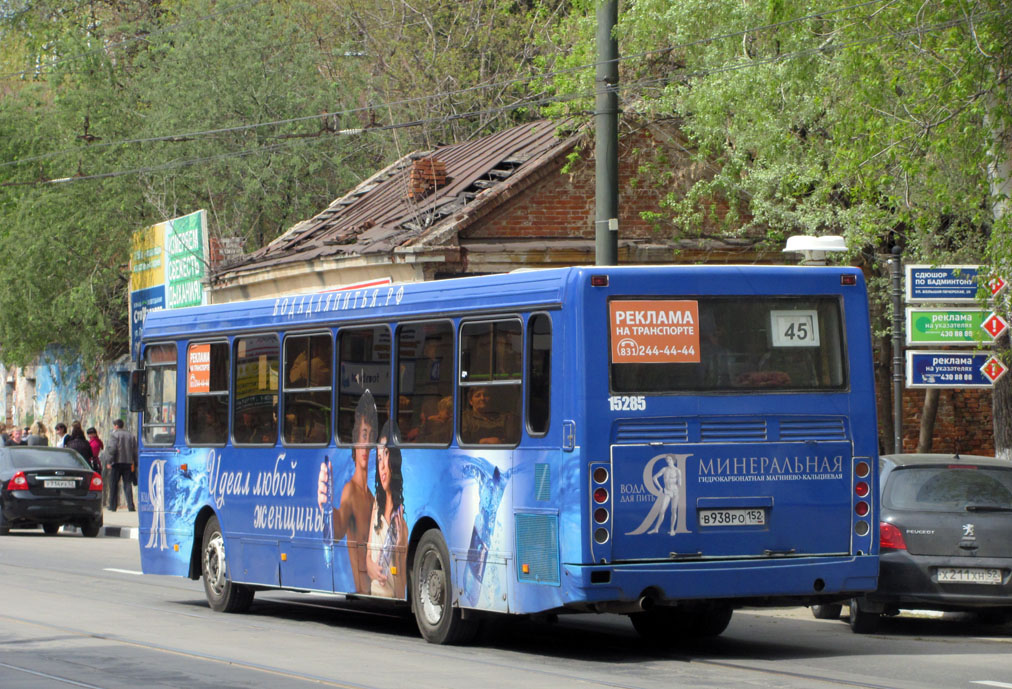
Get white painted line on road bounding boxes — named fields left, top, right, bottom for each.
left=103, top=568, right=143, bottom=576
left=972, top=681, right=1012, bottom=688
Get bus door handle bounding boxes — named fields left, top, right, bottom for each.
left=563, top=420, right=576, bottom=452
left=763, top=548, right=796, bottom=557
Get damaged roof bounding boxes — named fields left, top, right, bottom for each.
left=215, top=118, right=581, bottom=279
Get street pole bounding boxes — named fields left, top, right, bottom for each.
left=595, top=0, right=618, bottom=266
left=890, top=246, right=904, bottom=453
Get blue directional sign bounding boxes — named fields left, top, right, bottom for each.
left=905, top=265, right=984, bottom=302
left=906, top=350, right=996, bottom=388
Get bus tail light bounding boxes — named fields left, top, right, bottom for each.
left=89, top=473, right=104, bottom=491
left=855, top=481, right=869, bottom=498
left=7, top=471, right=28, bottom=490
left=594, top=507, right=609, bottom=524
left=854, top=501, right=869, bottom=517
left=880, top=522, right=907, bottom=550
left=593, top=487, right=608, bottom=504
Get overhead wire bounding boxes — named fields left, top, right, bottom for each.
left=2, top=3, right=999, bottom=187
left=1, top=0, right=897, bottom=169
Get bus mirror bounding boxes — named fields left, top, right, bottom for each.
left=128, top=369, right=146, bottom=413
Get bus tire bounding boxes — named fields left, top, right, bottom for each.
left=811, top=603, right=843, bottom=620
left=848, top=597, right=878, bottom=634
left=693, top=603, right=733, bottom=637
left=411, top=529, right=477, bottom=645
left=201, top=515, right=254, bottom=613
left=629, top=606, right=683, bottom=641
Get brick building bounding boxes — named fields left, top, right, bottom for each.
left=210, top=117, right=996, bottom=455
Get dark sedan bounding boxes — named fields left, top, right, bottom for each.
left=0, top=446, right=104, bottom=537
left=812, top=453, right=1012, bottom=632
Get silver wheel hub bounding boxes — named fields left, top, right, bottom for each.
left=204, top=532, right=227, bottom=597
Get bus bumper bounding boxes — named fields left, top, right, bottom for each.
left=560, top=555, right=879, bottom=609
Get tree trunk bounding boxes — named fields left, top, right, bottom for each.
left=917, top=388, right=939, bottom=453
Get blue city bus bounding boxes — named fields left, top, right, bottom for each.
left=132, top=265, right=879, bottom=644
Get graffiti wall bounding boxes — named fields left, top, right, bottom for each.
left=0, top=350, right=132, bottom=440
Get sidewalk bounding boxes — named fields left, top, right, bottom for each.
left=62, top=507, right=139, bottom=539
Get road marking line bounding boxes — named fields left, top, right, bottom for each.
left=972, top=682, right=1012, bottom=688
left=103, top=568, right=143, bottom=575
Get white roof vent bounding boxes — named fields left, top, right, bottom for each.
left=783, top=235, right=847, bottom=265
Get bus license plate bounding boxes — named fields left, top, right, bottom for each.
left=699, top=508, right=766, bottom=527
left=44, top=480, right=75, bottom=489
left=937, top=567, right=1002, bottom=585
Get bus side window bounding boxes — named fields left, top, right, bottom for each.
left=459, top=319, right=522, bottom=446
left=186, top=342, right=229, bottom=446
left=233, top=335, right=280, bottom=445
left=396, top=321, right=453, bottom=445
left=143, top=343, right=177, bottom=446
left=282, top=334, right=332, bottom=445
left=337, top=326, right=391, bottom=444
left=527, top=314, right=551, bottom=435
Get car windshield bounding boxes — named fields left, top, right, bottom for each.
left=884, top=465, right=1012, bottom=512
left=7, top=448, right=91, bottom=471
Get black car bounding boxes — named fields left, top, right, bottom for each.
left=0, top=446, right=104, bottom=537
left=812, top=453, right=1012, bottom=632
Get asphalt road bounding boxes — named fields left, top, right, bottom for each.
left=0, top=530, right=1009, bottom=689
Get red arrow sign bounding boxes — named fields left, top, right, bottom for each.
left=989, top=276, right=1008, bottom=297
left=981, top=356, right=1009, bottom=384
left=982, top=312, right=1009, bottom=339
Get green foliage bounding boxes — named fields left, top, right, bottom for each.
left=0, top=0, right=573, bottom=365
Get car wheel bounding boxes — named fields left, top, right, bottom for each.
left=976, top=608, right=1012, bottom=625
left=81, top=518, right=102, bottom=538
left=849, top=597, right=879, bottom=634
left=0, top=511, right=9, bottom=535
left=412, top=529, right=478, bottom=645
left=811, top=603, right=843, bottom=620
left=201, top=515, right=254, bottom=613
left=42, top=523, right=60, bottom=536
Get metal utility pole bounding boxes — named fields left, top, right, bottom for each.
left=595, top=0, right=619, bottom=266
left=890, top=246, right=904, bottom=453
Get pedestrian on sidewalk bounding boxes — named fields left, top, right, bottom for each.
left=53, top=422, right=68, bottom=447
left=105, top=419, right=137, bottom=511
left=9, top=427, right=26, bottom=445
left=87, top=427, right=104, bottom=463
left=26, top=421, right=48, bottom=446
left=66, top=421, right=98, bottom=472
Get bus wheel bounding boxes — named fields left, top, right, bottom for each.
left=412, top=530, right=477, bottom=645
left=629, top=606, right=682, bottom=641
left=201, top=515, right=254, bottom=613
left=692, top=604, right=733, bottom=637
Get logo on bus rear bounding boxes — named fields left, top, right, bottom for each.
left=624, top=453, right=691, bottom=536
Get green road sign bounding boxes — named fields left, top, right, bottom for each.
left=905, top=308, right=1008, bottom=345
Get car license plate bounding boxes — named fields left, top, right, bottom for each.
left=44, top=480, right=75, bottom=489
left=698, top=508, right=766, bottom=527
left=937, top=567, right=1002, bottom=585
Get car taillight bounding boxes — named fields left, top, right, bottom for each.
left=89, top=472, right=103, bottom=491
left=880, top=522, right=907, bottom=550
left=6, top=471, right=28, bottom=490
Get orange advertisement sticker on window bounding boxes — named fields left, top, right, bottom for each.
left=187, top=344, right=211, bottom=394
left=610, top=300, right=701, bottom=364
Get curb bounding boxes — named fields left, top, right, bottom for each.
left=61, top=524, right=139, bottom=539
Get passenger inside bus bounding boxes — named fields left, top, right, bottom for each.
left=460, top=386, right=518, bottom=445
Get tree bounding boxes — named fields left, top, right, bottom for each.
left=547, top=0, right=1012, bottom=454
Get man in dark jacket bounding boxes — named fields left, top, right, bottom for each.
left=106, top=419, right=137, bottom=511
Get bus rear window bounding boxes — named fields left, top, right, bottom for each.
left=610, top=297, right=846, bottom=393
